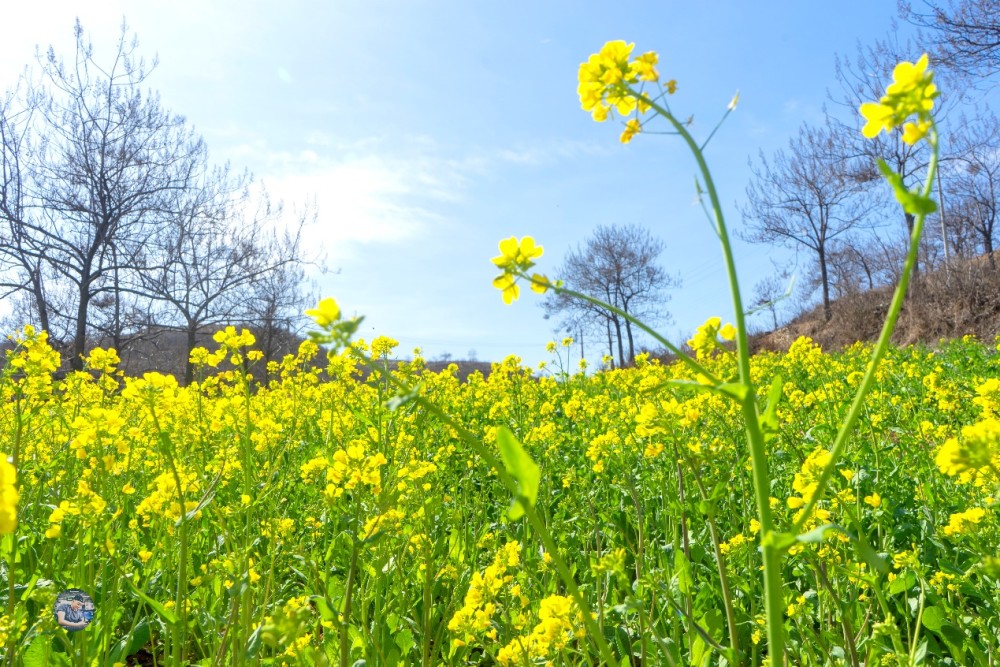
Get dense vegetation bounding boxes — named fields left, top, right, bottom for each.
left=0, top=326, right=997, bottom=665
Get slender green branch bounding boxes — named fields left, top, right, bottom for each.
left=792, top=127, right=940, bottom=536
left=525, top=278, right=722, bottom=385
left=624, top=81, right=786, bottom=667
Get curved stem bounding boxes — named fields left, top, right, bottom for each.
left=627, top=84, right=784, bottom=667
left=526, top=279, right=723, bottom=385
left=791, top=127, right=940, bottom=536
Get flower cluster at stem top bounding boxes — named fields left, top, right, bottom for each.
left=304, top=297, right=363, bottom=349
left=687, top=316, right=736, bottom=360
left=491, top=236, right=551, bottom=305
left=860, top=53, right=938, bottom=145
left=577, top=40, right=676, bottom=143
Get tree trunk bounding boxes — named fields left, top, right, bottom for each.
left=611, top=314, right=625, bottom=368
left=906, top=212, right=919, bottom=277
left=605, top=319, right=614, bottom=368
left=185, top=323, right=198, bottom=386
left=30, top=262, right=49, bottom=334
left=624, top=317, right=635, bottom=365
left=72, top=285, right=90, bottom=371
left=984, top=231, right=996, bottom=271
left=819, top=247, right=832, bottom=322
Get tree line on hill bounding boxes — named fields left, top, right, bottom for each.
left=0, top=21, right=314, bottom=384
left=742, top=0, right=1000, bottom=324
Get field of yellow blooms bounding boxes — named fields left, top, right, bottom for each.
left=0, top=324, right=998, bottom=666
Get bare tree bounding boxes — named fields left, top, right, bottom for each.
left=900, top=0, right=1000, bottom=79
left=1, top=21, right=314, bottom=377
left=941, top=112, right=1000, bottom=267
left=244, top=243, right=316, bottom=370
left=741, top=122, right=879, bottom=321
left=0, top=21, right=205, bottom=369
left=139, top=169, right=309, bottom=384
left=542, top=224, right=678, bottom=367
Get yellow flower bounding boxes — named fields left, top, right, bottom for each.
left=620, top=118, right=641, bottom=144
left=901, top=119, right=931, bottom=145
left=687, top=316, right=734, bottom=359
left=305, top=298, right=341, bottom=328
left=370, top=336, right=400, bottom=357
left=629, top=51, right=659, bottom=82
left=0, top=458, right=17, bottom=534
left=491, top=237, right=547, bottom=304
left=859, top=53, right=937, bottom=142
left=492, top=273, right=520, bottom=305
left=864, top=492, right=882, bottom=508
left=578, top=41, right=666, bottom=124
left=943, top=507, right=987, bottom=537
left=529, top=273, right=551, bottom=294
left=859, top=101, right=895, bottom=139
left=936, top=418, right=999, bottom=477
left=492, top=236, right=543, bottom=270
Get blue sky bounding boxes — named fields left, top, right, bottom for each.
left=0, top=1, right=917, bottom=366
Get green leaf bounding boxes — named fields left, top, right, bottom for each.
left=717, top=382, right=750, bottom=402
left=763, top=530, right=797, bottom=552
left=311, top=595, right=338, bottom=622
left=497, top=426, right=540, bottom=520
left=674, top=549, right=693, bottom=596
left=921, top=605, right=947, bottom=633
left=386, top=384, right=422, bottom=411
left=245, top=624, right=263, bottom=659
left=394, top=629, right=416, bottom=655
left=761, top=375, right=783, bottom=439
left=877, top=159, right=937, bottom=215
left=22, top=637, right=70, bottom=667
left=888, top=570, right=916, bottom=595
left=120, top=574, right=179, bottom=625
left=795, top=524, right=841, bottom=544
left=109, top=619, right=152, bottom=663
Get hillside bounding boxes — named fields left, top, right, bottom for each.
left=752, top=254, right=1000, bottom=353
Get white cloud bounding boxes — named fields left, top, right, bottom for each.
left=257, top=151, right=465, bottom=262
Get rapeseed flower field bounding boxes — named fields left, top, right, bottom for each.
left=0, top=325, right=998, bottom=665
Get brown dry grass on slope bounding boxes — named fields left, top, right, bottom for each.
left=751, top=254, right=1000, bottom=353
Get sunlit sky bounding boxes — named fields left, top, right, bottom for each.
left=0, top=2, right=919, bottom=366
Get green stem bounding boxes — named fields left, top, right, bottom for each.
left=4, top=392, right=22, bottom=667
left=354, top=354, right=618, bottom=666
left=340, top=512, right=361, bottom=667
left=632, top=86, right=786, bottom=667
left=678, top=448, right=740, bottom=661
left=791, top=128, right=940, bottom=536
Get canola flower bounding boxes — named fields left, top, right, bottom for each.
left=0, top=323, right=996, bottom=664
left=0, top=457, right=17, bottom=534
left=859, top=54, right=938, bottom=144
left=491, top=236, right=551, bottom=304
left=496, top=594, right=585, bottom=666
left=305, top=297, right=341, bottom=328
